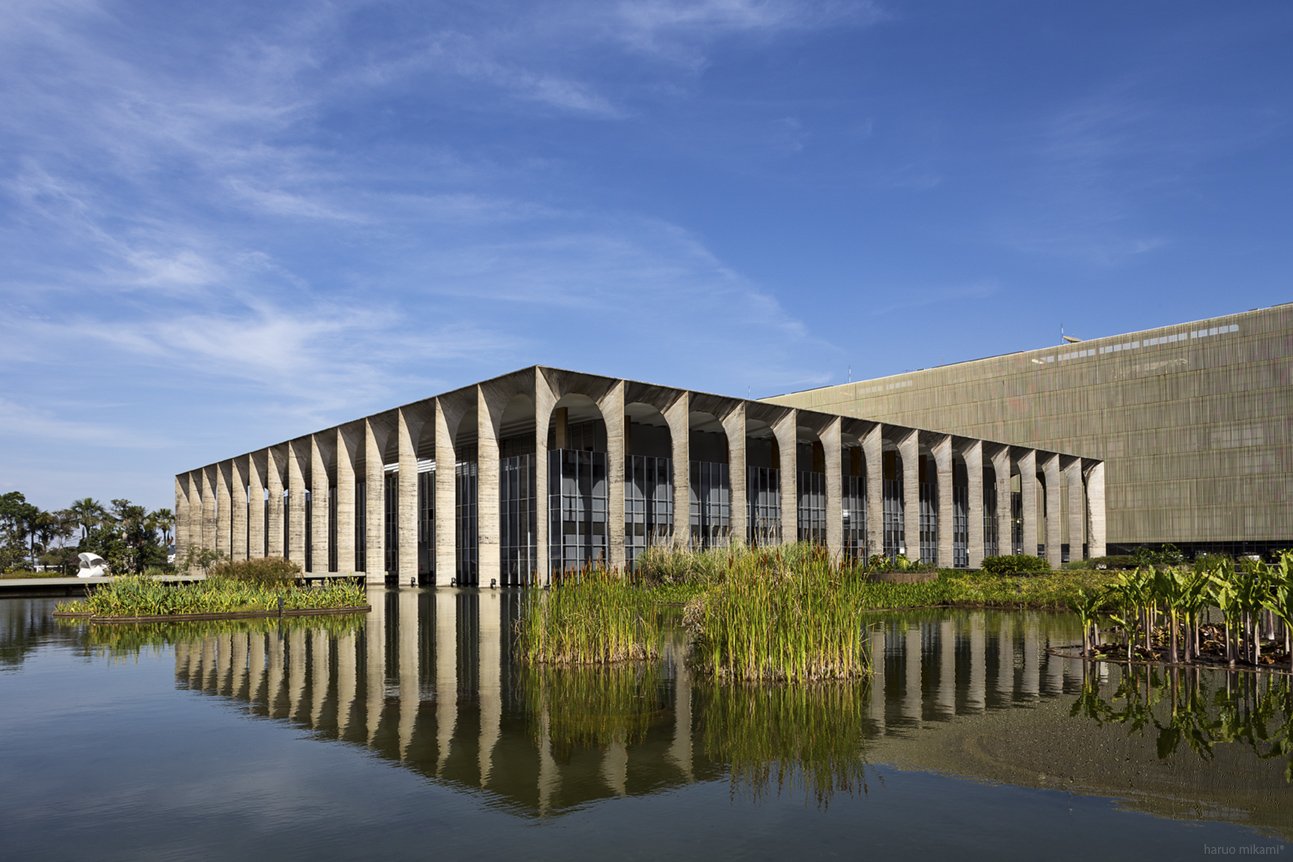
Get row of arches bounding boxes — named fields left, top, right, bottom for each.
left=175, top=368, right=1107, bottom=587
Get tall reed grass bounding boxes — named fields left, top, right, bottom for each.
left=56, top=574, right=366, bottom=618
left=517, top=569, right=661, bottom=664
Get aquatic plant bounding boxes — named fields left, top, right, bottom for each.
left=55, top=573, right=366, bottom=618
left=517, top=568, right=661, bottom=664
left=519, top=662, right=667, bottom=749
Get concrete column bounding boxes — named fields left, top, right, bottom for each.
left=599, top=380, right=626, bottom=569
left=1043, top=454, right=1062, bottom=568
left=823, top=417, right=843, bottom=556
left=231, top=458, right=248, bottom=562
left=216, top=461, right=232, bottom=558
left=774, top=410, right=797, bottom=545
left=1065, top=459, right=1085, bottom=562
left=336, top=425, right=360, bottom=574
left=309, top=434, right=332, bottom=574
left=933, top=435, right=953, bottom=567
left=1019, top=449, right=1037, bottom=558
left=434, top=400, right=459, bottom=587
left=1086, top=461, right=1107, bottom=558
left=364, top=418, right=389, bottom=585
left=435, top=591, right=458, bottom=772
left=664, top=392, right=690, bottom=547
left=248, top=451, right=266, bottom=559
left=965, top=441, right=985, bottom=568
left=287, top=439, right=308, bottom=567
left=397, top=408, right=423, bottom=584
left=535, top=371, right=556, bottom=584
left=899, top=431, right=920, bottom=560
left=267, top=447, right=285, bottom=558
left=201, top=465, right=217, bottom=552
left=478, top=591, right=501, bottom=785
left=477, top=386, right=502, bottom=586
left=174, top=475, right=189, bottom=565
left=991, top=446, right=1012, bottom=557
left=722, top=403, right=747, bottom=547
left=863, top=425, right=883, bottom=558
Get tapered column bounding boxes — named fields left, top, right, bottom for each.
left=477, top=386, right=502, bottom=585
left=722, top=403, right=747, bottom=546
left=933, top=435, right=953, bottom=567
left=336, top=425, right=360, bottom=574
left=774, top=410, right=797, bottom=544
left=1018, top=449, right=1037, bottom=558
left=899, top=431, right=920, bottom=560
left=965, top=441, right=985, bottom=567
left=248, top=452, right=266, bottom=559
left=267, top=447, right=286, bottom=558
left=664, top=392, right=690, bottom=547
left=1065, top=459, right=1085, bottom=562
left=823, top=417, right=843, bottom=556
left=599, top=380, right=626, bottom=568
left=201, top=465, right=217, bottom=552
left=397, top=408, right=422, bottom=583
left=364, top=418, right=388, bottom=584
left=1043, top=454, right=1062, bottom=568
left=1086, top=461, right=1107, bottom=558
left=231, top=458, right=248, bottom=561
left=991, top=446, right=1012, bottom=556
left=287, top=439, right=308, bottom=567
left=310, top=434, right=332, bottom=574
left=174, top=475, right=190, bottom=564
left=216, top=461, right=232, bottom=558
left=434, top=400, right=459, bottom=586
left=863, top=425, right=883, bottom=558
left=535, top=372, right=556, bottom=583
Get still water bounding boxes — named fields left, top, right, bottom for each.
left=1, top=590, right=1289, bottom=860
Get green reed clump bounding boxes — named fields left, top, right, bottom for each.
left=685, top=546, right=870, bottom=682
left=517, top=569, right=661, bottom=664
left=208, top=556, right=301, bottom=586
left=56, top=574, right=366, bottom=618
left=519, top=662, right=667, bottom=749
left=698, top=680, right=870, bottom=806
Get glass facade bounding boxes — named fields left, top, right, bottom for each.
left=328, top=484, right=337, bottom=572
left=688, top=461, right=730, bottom=549
left=355, top=478, right=366, bottom=572
left=456, top=462, right=478, bottom=585
left=500, top=454, right=537, bottom=585
left=842, top=473, right=866, bottom=560
left=626, top=455, right=673, bottom=568
left=418, top=468, right=434, bottom=578
left=983, top=474, right=998, bottom=558
left=883, top=474, right=903, bottom=557
left=747, top=465, right=780, bottom=545
left=1011, top=489, right=1023, bottom=554
left=952, top=462, right=968, bottom=568
left=919, top=468, right=937, bottom=565
left=797, top=470, right=826, bottom=545
left=384, top=472, right=397, bottom=575
left=549, top=449, right=608, bottom=575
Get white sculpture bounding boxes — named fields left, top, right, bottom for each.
left=77, top=552, right=109, bottom=578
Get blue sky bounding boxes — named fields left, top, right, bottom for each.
left=2, top=0, right=1290, bottom=513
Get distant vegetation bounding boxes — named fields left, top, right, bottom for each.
left=0, top=491, right=173, bottom=576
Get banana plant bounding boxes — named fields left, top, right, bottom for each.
left=1209, top=561, right=1243, bottom=668
left=1261, top=552, right=1293, bottom=672
left=1071, top=588, right=1106, bottom=657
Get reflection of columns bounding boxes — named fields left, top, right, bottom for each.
left=397, top=409, right=422, bottom=583
left=1086, top=462, right=1106, bottom=558
left=310, top=434, right=331, bottom=574
left=267, top=631, right=285, bottom=717
left=1018, top=449, right=1037, bottom=558
left=364, top=418, right=389, bottom=584
left=991, top=446, right=1011, bottom=557
left=477, top=387, right=502, bottom=585
left=218, top=632, right=235, bottom=696
left=903, top=624, right=922, bottom=722
left=937, top=619, right=955, bottom=717
left=869, top=623, right=886, bottom=732
left=1022, top=619, right=1040, bottom=700
left=995, top=616, right=1014, bottom=701
left=602, top=741, right=628, bottom=797
left=232, top=631, right=249, bottom=699
left=823, top=417, right=843, bottom=556
left=1065, top=459, right=1085, bottom=563
left=288, top=627, right=307, bottom=721
left=311, top=630, right=330, bottom=727
left=267, top=446, right=285, bottom=558
left=933, top=435, right=953, bottom=567
left=668, top=635, right=693, bottom=779
left=249, top=452, right=266, bottom=560
left=231, top=458, right=248, bottom=562
left=287, top=439, right=308, bottom=567
left=337, top=425, right=360, bottom=574
left=968, top=613, right=986, bottom=712
left=435, top=592, right=458, bottom=772
left=774, top=410, right=797, bottom=544
left=863, top=425, right=883, bottom=557
left=478, top=591, right=501, bottom=786
left=664, top=392, right=690, bottom=547
left=899, top=431, right=920, bottom=560
left=336, top=629, right=358, bottom=736
left=434, top=399, right=459, bottom=587
left=722, top=403, right=747, bottom=546
left=201, top=635, right=217, bottom=691
left=249, top=632, right=266, bottom=706
left=1043, top=455, right=1062, bottom=568
left=398, top=588, right=420, bottom=759
left=537, top=706, right=560, bottom=816
left=216, top=461, right=232, bottom=558
left=965, top=441, right=984, bottom=568
left=599, top=380, right=626, bottom=568
left=366, top=592, right=386, bottom=744
left=1045, top=629, right=1065, bottom=695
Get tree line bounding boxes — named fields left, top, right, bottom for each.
left=0, top=492, right=174, bottom=575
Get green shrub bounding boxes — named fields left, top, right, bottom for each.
left=208, top=556, right=301, bottom=586
left=981, top=554, right=1051, bottom=577
left=1132, top=543, right=1185, bottom=567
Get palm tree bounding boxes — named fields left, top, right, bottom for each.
left=69, top=498, right=107, bottom=542
left=150, top=508, right=174, bottom=547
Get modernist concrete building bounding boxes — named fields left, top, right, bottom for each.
left=174, top=366, right=1105, bottom=586
left=766, top=303, right=1293, bottom=557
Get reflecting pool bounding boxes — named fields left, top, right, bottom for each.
left=1, top=591, right=1289, bottom=860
